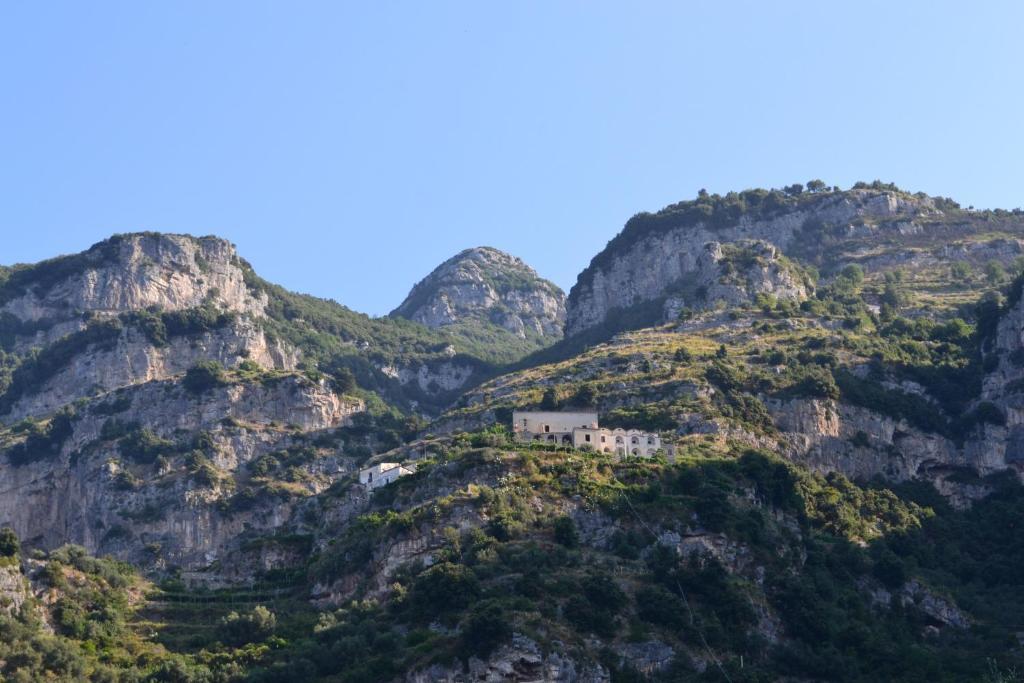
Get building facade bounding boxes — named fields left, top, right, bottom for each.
left=512, top=410, right=662, bottom=458
left=359, top=462, right=414, bottom=490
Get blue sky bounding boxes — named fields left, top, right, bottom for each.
left=2, top=2, right=1022, bottom=315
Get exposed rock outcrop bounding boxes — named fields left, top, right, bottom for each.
left=567, top=190, right=927, bottom=336
left=406, top=635, right=609, bottom=683
left=1, top=233, right=265, bottom=332
left=2, top=317, right=298, bottom=422
left=0, top=376, right=364, bottom=570
left=768, top=397, right=965, bottom=482
left=662, top=239, right=811, bottom=320
left=392, top=247, right=565, bottom=340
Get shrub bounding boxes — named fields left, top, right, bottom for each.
left=183, top=361, right=227, bottom=394
left=552, top=516, right=579, bottom=548
left=459, top=601, right=512, bottom=658
left=220, top=605, right=277, bottom=646
left=636, top=585, right=685, bottom=628
left=6, top=409, right=76, bottom=466
left=120, top=428, right=176, bottom=464
left=408, top=562, right=480, bottom=619
left=0, top=527, right=19, bottom=557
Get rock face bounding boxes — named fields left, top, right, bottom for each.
left=0, top=563, right=30, bottom=616
left=0, top=376, right=364, bottom=569
left=0, top=232, right=378, bottom=573
left=566, top=190, right=925, bottom=336
left=1, top=233, right=265, bottom=330
left=2, top=317, right=299, bottom=422
left=406, top=635, right=609, bottom=682
left=392, top=247, right=566, bottom=340
left=975, top=289, right=1024, bottom=473
left=662, top=239, right=811, bottom=320
left=768, top=397, right=965, bottom=483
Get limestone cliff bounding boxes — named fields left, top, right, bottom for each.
left=391, top=247, right=565, bottom=340
left=0, top=375, right=363, bottom=569
left=1, top=233, right=265, bottom=339
left=566, top=189, right=930, bottom=336
left=662, top=239, right=812, bottom=320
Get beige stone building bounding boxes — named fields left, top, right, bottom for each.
left=512, top=410, right=663, bottom=457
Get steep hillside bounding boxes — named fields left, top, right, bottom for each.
left=0, top=232, right=535, bottom=572
left=2, top=185, right=1024, bottom=682
left=392, top=246, right=566, bottom=353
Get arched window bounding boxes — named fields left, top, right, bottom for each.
left=631, top=437, right=639, bottom=445
left=647, top=436, right=654, bottom=445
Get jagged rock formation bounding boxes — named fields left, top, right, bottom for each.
left=0, top=233, right=265, bottom=350
left=392, top=247, right=566, bottom=340
left=566, top=189, right=930, bottom=336
left=0, top=374, right=363, bottom=568
left=662, top=239, right=812, bottom=320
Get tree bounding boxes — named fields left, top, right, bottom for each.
left=840, top=264, right=864, bottom=286
left=573, top=384, right=597, bottom=408
left=409, top=562, right=480, bottom=618
left=540, top=387, right=558, bottom=410
left=459, top=602, right=512, bottom=658
left=220, top=605, right=277, bottom=646
left=880, top=282, right=908, bottom=309
left=806, top=179, right=827, bottom=193
left=951, top=261, right=972, bottom=282
left=553, top=515, right=580, bottom=548
left=784, top=183, right=805, bottom=196
left=715, top=344, right=728, bottom=359
left=985, top=260, right=1007, bottom=285
left=0, top=527, right=19, bottom=557
left=331, top=367, right=356, bottom=394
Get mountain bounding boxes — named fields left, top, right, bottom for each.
left=391, top=246, right=566, bottom=347
left=565, top=183, right=1022, bottom=339
left=1, top=186, right=1024, bottom=681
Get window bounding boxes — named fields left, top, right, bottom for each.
left=585, top=434, right=591, bottom=442
left=631, top=437, right=639, bottom=445
left=544, top=425, right=550, bottom=433
left=647, top=437, right=654, bottom=445
left=600, top=435, right=606, bottom=443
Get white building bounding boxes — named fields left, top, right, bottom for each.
left=359, top=462, right=415, bottom=490
left=512, top=410, right=662, bottom=458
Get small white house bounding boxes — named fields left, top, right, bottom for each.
left=359, top=462, right=414, bottom=490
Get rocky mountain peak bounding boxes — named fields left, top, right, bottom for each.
left=391, top=246, right=566, bottom=340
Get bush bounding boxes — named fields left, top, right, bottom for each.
left=220, top=605, right=277, bottom=646
left=552, top=516, right=579, bottom=548
left=5, top=409, right=76, bottom=466
left=408, top=562, right=480, bottom=619
left=636, top=585, right=685, bottom=628
left=459, top=601, right=512, bottom=658
left=183, top=361, right=227, bottom=394
left=0, top=527, right=19, bottom=557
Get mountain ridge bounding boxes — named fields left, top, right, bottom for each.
left=1, top=183, right=1024, bottom=680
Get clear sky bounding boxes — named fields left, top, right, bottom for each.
left=2, top=2, right=1023, bottom=315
